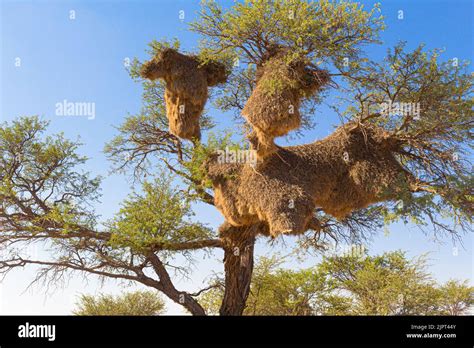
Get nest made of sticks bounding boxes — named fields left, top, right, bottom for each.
left=243, top=51, right=330, bottom=158
left=140, top=48, right=228, bottom=140
left=204, top=123, right=412, bottom=237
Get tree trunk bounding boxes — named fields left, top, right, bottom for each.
left=147, top=252, right=207, bottom=315
left=219, top=223, right=263, bottom=316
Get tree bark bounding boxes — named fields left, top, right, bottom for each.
left=219, top=223, right=263, bottom=316
left=147, top=253, right=207, bottom=315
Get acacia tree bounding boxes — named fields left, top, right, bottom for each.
left=74, top=291, right=166, bottom=316
left=0, top=0, right=472, bottom=316
left=199, top=252, right=474, bottom=315
left=199, top=255, right=327, bottom=315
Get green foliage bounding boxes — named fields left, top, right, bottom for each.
left=108, top=4, right=472, bottom=244
left=244, top=256, right=325, bottom=315
left=343, top=42, right=473, bottom=139
left=73, top=291, right=166, bottom=316
left=108, top=174, right=214, bottom=253
left=200, top=255, right=328, bottom=315
left=2, top=1, right=472, bottom=317
left=200, top=251, right=473, bottom=315
left=319, top=251, right=439, bottom=315
left=191, top=0, right=384, bottom=66
left=437, top=280, right=474, bottom=315
left=0, top=116, right=101, bottom=233
left=339, top=42, right=473, bottom=237
left=193, top=0, right=383, bottom=135
left=320, top=251, right=473, bottom=315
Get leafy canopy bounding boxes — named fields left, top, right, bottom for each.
left=0, top=116, right=101, bottom=235
left=73, top=291, right=166, bottom=316
left=192, top=0, right=384, bottom=66
left=1, top=0, right=472, bottom=316
left=337, top=43, right=473, bottom=238
left=108, top=174, right=214, bottom=253
left=200, top=251, right=474, bottom=315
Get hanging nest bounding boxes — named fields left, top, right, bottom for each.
left=242, top=51, right=330, bottom=158
left=140, top=48, right=228, bottom=140
left=204, top=122, right=413, bottom=237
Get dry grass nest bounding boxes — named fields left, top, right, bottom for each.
left=140, top=48, right=228, bottom=140
left=243, top=50, right=331, bottom=158
left=204, top=122, right=414, bottom=237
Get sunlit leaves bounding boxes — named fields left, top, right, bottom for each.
left=319, top=251, right=473, bottom=315
left=199, top=251, right=473, bottom=315
left=73, top=291, right=166, bottom=316
left=191, top=0, right=384, bottom=66
left=0, top=116, right=101, bottom=232
left=337, top=42, right=473, bottom=236
left=108, top=174, right=214, bottom=253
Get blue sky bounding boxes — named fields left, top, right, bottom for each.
left=0, top=0, right=472, bottom=314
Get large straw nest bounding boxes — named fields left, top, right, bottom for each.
left=140, top=48, right=228, bottom=140
left=243, top=51, right=330, bottom=158
left=204, top=122, right=412, bottom=237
